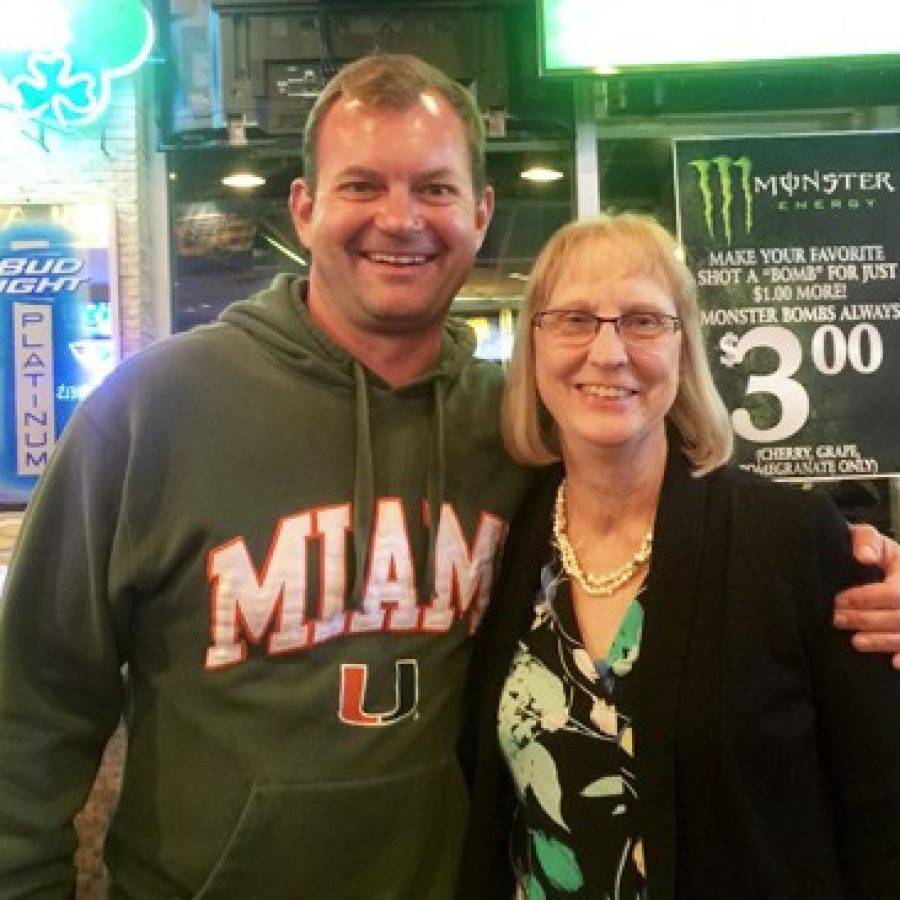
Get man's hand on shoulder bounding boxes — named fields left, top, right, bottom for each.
left=834, top=524, right=900, bottom=669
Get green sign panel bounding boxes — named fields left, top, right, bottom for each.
left=675, top=132, right=900, bottom=479
left=539, top=0, right=900, bottom=74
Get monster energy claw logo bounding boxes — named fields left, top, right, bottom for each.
left=690, top=156, right=754, bottom=245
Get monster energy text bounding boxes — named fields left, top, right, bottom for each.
left=689, top=158, right=896, bottom=244
left=754, top=170, right=895, bottom=197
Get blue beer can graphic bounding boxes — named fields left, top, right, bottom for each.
left=0, top=212, right=116, bottom=504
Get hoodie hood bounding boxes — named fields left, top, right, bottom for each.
left=219, top=273, right=477, bottom=391
left=220, top=273, right=476, bottom=609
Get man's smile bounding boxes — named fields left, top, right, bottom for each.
left=358, top=250, right=436, bottom=266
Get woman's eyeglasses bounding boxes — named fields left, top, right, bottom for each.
left=532, top=309, right=681, bottom=346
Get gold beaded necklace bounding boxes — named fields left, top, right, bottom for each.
left=552, top=480, right=653, bottom=597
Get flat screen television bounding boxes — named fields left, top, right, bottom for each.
left=539, top=0, right=900, bottom=76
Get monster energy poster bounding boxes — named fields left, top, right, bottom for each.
left=675, top=133, right=900, bottom=479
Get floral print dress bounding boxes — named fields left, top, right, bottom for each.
left=497, top=559, right=647, bottom=900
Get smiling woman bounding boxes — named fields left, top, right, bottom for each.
left=502, top=215, right=730, bottom=472
left=532, top=268, right=682, bottom=468
left=461, top=214, right=900, bottom=900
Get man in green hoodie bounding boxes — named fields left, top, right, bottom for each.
left=0, top=53, right=898, bottom=900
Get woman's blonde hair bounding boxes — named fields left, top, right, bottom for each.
left=501, top=214, right=733, bottom=474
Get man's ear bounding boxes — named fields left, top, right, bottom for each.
left=289, top=177, right=314, bottom=249
left=474, top=184, right=495, bottom=252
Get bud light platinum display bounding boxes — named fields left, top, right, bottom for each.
left=0, top=201, right=118, bottom=504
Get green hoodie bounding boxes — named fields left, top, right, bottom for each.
left=0, top=276, right=533, bottom=899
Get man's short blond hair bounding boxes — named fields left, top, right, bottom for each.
left=302, top=54, right=487, bottom=195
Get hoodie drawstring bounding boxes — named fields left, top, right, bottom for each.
left=424, top=379, right=447, bottom=601
left=347, top=364, right=447, bottom=611
left=350, top=362, right=375, bottom=608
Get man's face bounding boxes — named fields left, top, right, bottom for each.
left=290, top=92, right=493, bottom=354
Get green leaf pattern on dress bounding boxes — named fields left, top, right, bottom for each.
left=499, top=586, right=645, bottom=897
left=499, top=640, right=571, bottom=830
left=532, top=831, right=585, bottom=892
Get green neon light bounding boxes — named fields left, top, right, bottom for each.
left=0, top=0, right=154, bottom=130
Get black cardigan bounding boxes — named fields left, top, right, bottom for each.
left=459, top=449, right=900, bottom=899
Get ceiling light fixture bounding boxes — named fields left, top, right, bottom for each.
left=222, top=171, right=266, bottom=189
left=520, top=166, right=564, bottom=183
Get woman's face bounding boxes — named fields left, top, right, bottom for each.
left=533, top=259, right=682, bottom=463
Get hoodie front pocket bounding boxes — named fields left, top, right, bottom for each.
left=193, top=757, right=466, bottom=900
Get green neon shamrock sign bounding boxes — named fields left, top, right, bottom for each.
left=0, top=0, right=154, bottom=130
